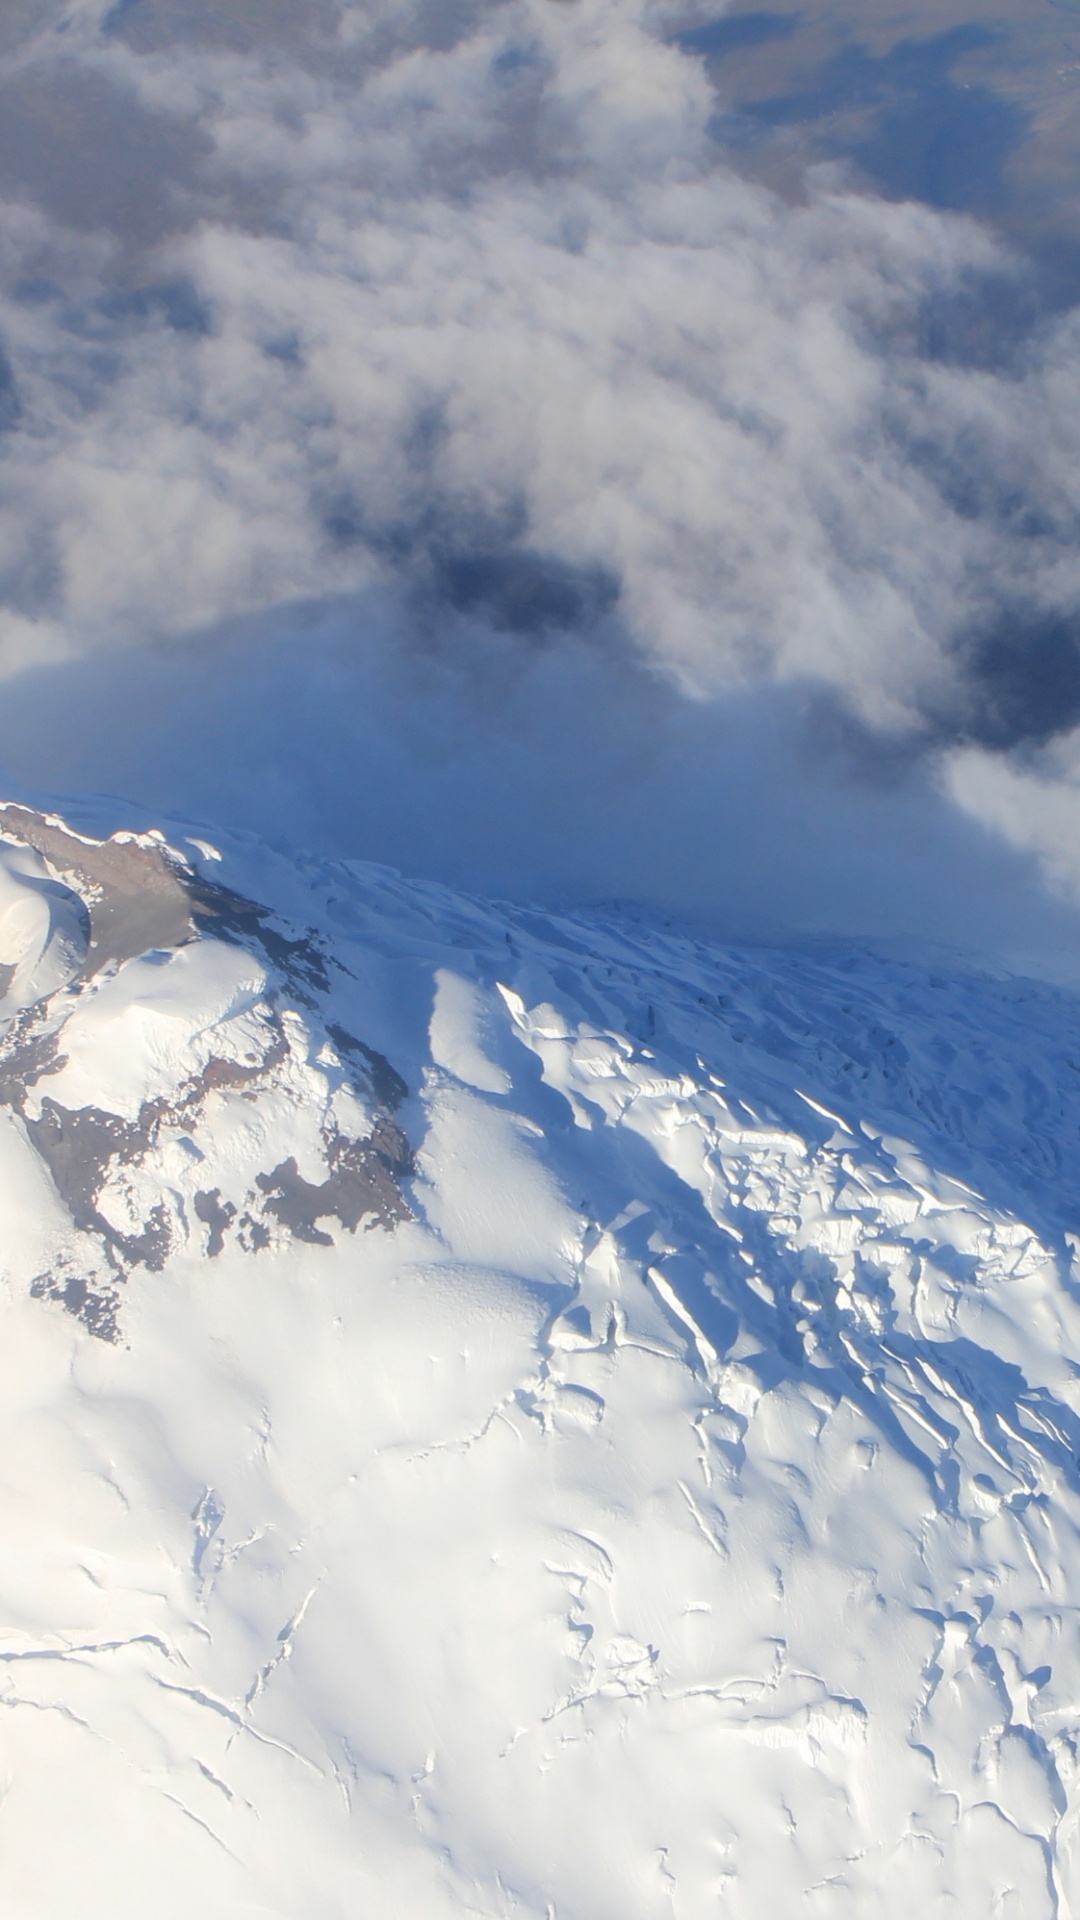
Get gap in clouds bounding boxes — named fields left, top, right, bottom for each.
left=679, top=0, right=1080, bottom=299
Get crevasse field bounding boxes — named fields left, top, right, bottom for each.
left=3, top=802, right=1080, bottom=1918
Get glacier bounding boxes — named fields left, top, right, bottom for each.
left=1, top=802, right=1080, bottom=1915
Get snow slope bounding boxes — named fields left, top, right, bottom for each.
left=2, top=804, right=1080, bottom=1916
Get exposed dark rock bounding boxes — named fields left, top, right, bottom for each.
left=0, top=806, right=333, bottom=999
left=255, top=1160, right=336, bottom=1246
left=181, top=1025, right=291, bottom=1101
left=236, top=1213, right=271, bottom=1253
left=255, top=1118, right=414, bottom=1246
left=0, top=805, right=195, bottom=969
left=124, top=1202, right=173, bottom=1274
left=30, top=1268, right=121, bottom=1343
left=185, top=870, right=331, bottom=996
left=26, top=1098, right=160, bottom=1224
left=194, top=1188, right=236, bottom=1258
left=0, top=1017, right=66, bottom=1107
left=327, top=1024, right=409, bottom=1110
left=25, top=1097, right=174, bottom=1273
left=0, top=809, right=416, bottom=1331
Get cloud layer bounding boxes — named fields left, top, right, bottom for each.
left=1, top=0, right=1080, bottom=964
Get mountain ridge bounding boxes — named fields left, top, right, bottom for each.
left=1, top=802, right=1079, bottom=1915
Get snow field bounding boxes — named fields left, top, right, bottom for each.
left=0, top=817, right=1079, bottom=1912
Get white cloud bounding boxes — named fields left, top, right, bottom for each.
left=0, top=0, right=1079, bottom=959
left=946, top=733, right=1080, bottom=909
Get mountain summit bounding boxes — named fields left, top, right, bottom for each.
left=1, top=804, right=1079, bottom=1917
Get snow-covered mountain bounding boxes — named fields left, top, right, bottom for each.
left=3, top=802, right=1080, bottom=1917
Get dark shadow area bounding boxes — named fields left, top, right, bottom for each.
left=315, top=483, right=623, bottom=641
left=529, top=880, right=1080, bottom=1255
left=311, top=480, right=620, bottom=657
left=429, top=547, right=620, bottom=639
left=97, top=279, right=213, bottom=338
left=315, top=481, right=623, bottom=640
left=955, top=611, right=1080, bottom=750
left=520, top=977, right=1080, bottom=1514
left=740, top=606, right=1080, bottom=769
